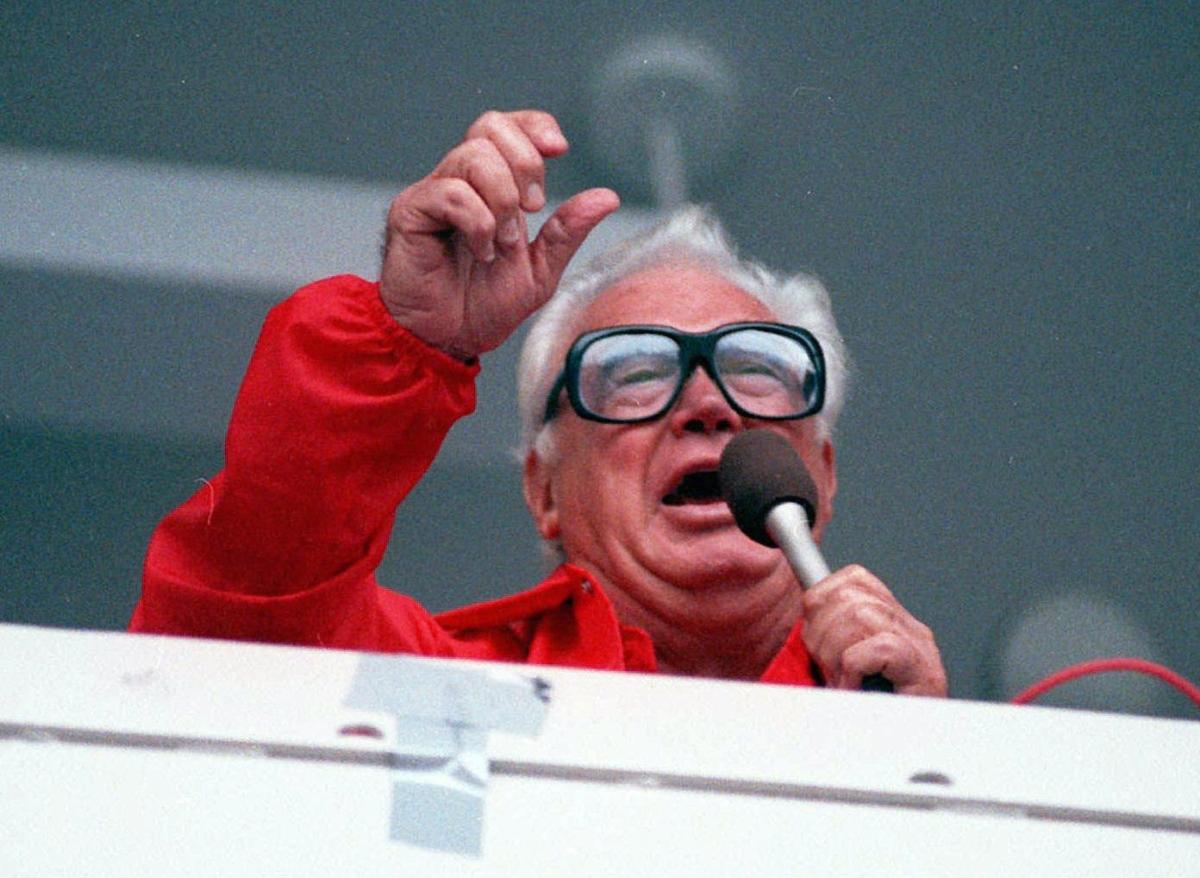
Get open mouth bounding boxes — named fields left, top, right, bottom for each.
left=662, top=470, right=723, bottom=506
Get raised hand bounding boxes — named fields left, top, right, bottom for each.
left=380, top=110, right=620, bottom=360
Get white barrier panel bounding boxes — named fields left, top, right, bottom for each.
left=2, top=622, right=1197, bottom=876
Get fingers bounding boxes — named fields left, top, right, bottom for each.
left=802, top=565, right=947, bottom=696
left=529, top=188, right=620, bottom=299
left=840, top=634, right=926, bottom=692
left=425, top=109, right=567, bottom=256
left=398, top=109, right=594, bottom=272
left=381, top=109, right=610, bottom=356
left=389, top=176, right=499, bottom=264
left=465, top=110, right=567, bottom=211
left=433, top=138, right=523, bottom=249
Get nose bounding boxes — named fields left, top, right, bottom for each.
left=668, top=367, right=743, bottom=435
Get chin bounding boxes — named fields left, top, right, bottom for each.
left=648, top=532, right=782, bottom=591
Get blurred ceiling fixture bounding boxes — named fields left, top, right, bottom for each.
left=589, top=36, right=740, bottom=208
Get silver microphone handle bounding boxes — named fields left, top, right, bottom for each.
left=764, top=502, right=830, bottom=590
left=764, top=500, right=895, bottom=693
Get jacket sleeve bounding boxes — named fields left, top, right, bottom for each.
left=131, top=275, right=479, bottom=650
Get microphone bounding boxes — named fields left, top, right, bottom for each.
left=718, top=429, right=894, bottom=693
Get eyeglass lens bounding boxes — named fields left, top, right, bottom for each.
left=576, top=329, right=818, bottom=421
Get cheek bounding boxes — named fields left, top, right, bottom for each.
left=556, top=428, right=656, bottom=517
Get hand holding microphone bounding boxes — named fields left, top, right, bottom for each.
left=719, top=430, right=946, bottom=696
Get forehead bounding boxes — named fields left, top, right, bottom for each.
left=576, top=263, right=777, bottom=333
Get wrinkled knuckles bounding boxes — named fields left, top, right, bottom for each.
left=445, top=140, right=514, bottom=192
left=518, top=109, right=563, bottom=142
left=440, top=179, right=491, bottom=228
left=840, top=564, right=893, bottom=596
left=386, top=188, right=423, bottom=233
left=845, top=601, right=894, bottom=635
left=508, top=149, right=545, bottom=188
left=469, top=110, right=508, bottom=136
left=840, top=563, right=872, bottom=580
left=522, top=108, right=558, bottom=129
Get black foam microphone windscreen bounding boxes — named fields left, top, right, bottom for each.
left=718, top=430, right=819, bottom=547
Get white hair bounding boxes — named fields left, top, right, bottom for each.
left=516, top=204, right=850, bottom=463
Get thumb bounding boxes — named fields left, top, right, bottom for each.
left=529, top=188, right=620, bottom=297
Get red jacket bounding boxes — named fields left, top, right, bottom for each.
left=131, top=275, right=818, bottom=686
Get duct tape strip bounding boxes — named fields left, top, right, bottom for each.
left=344, top=655, right=550, bottom=855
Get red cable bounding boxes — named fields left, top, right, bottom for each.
left=1011, top=656, right=1200, bottom=710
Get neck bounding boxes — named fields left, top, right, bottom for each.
left=594, top=566, right=805, bottom=680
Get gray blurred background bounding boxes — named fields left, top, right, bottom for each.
left=2, top=1, right=1196, bottom=718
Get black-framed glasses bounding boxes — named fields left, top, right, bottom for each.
left=542, top=322, right=825, bottom=424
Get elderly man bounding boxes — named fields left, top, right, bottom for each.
left=132, top=110, right=946, bottom=696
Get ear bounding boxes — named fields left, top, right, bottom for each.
left=523, top=449, right=561, bottom=540
left=820, top=439, right=838, bottom=507
left=811, top=439, right=838, bottom=540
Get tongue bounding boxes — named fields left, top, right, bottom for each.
left=663, top=470, right=722, bottom=506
